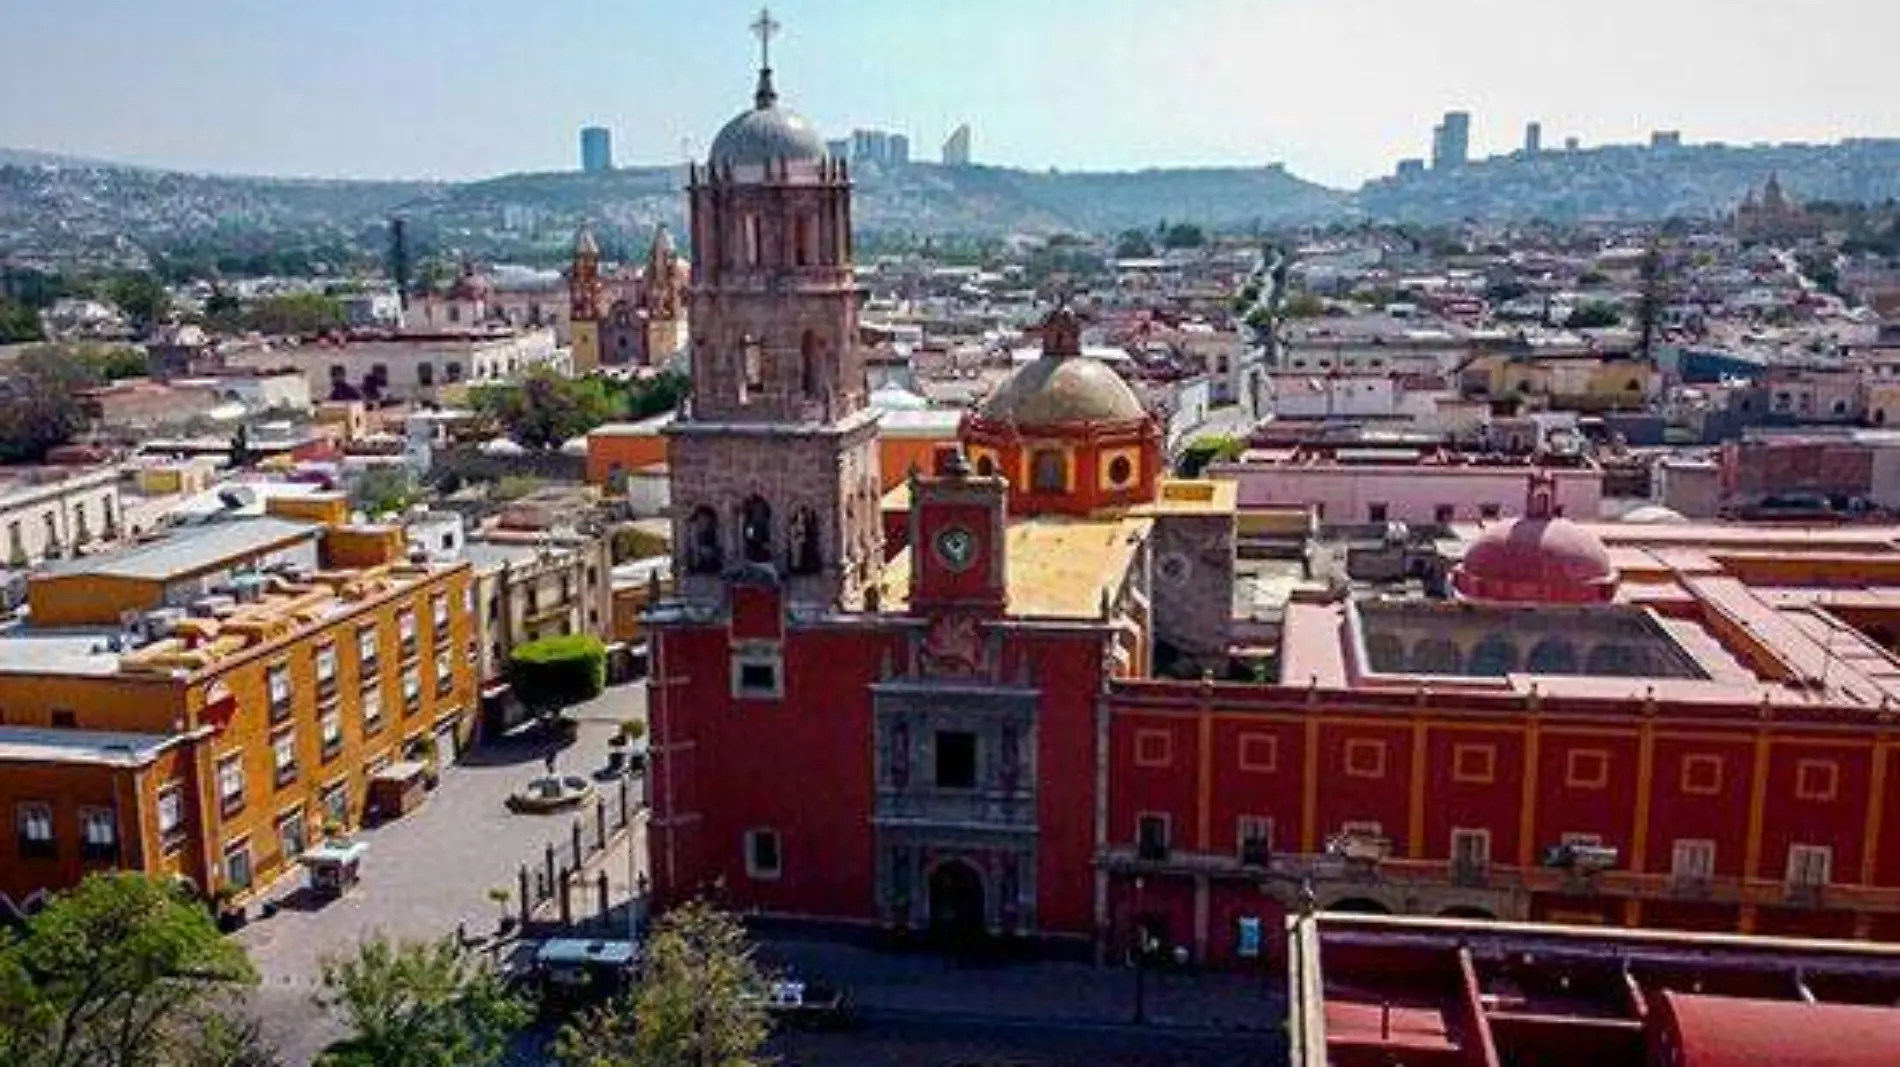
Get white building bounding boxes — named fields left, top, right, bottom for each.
left=220, top=328, right=563, bottom=403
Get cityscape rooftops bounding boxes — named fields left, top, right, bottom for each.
left=879, top=514, right=1152, bottom=620
left=0, top=725, right=187, bottom=767
left=38, top=516, right=317, bottom=583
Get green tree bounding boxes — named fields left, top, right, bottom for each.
left=0, top=346, right=96, bottom=462
left=106, top=272, right=171, bottom=334
left=351, top=466, right=419, bottom=517
left=1161, top=223, right=1206, bottom=250
left=243, top=293, right=348, bottom=336
left=1564, top=302, right=1622, bottom=330
left=472, top=369, right=621, bottom=450
left=626, top=371, right=689, bottom=420
left=1178, top=434, right=1245, bottom=477
left=1114, top=229, right=1155, bottom=259
left=1281, top=292, right=1327, bottom=319
left=73, top=343, right=150, bottom=381
left=314, top=936, right=528, bottom=1067
left=0, top=295, right=44, bottom=342
left=0, top=873, right=261, bottom=1067
left=509, top=634, right=607, bottom=719
left=556, top=901, right=769, bottom=1067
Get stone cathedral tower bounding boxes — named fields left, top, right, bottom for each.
left=667, top=11, right=882, bottom=610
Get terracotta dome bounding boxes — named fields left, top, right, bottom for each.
left=1452, top=477, right=1616, bottom=604
left=976, top=307, right=1146, bottom=427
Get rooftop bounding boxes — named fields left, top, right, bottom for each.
left=0, top=725, right=183, bottom=767
left=880, top=514, right=1151, bottom=620
left=39, top=517, right=318, bottom=583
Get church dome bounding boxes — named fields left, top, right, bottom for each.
left=709, top=72, right=827, bottom=169
left=1453, top=486, right=1616, bottom=605
left=979, top=356, right=1146, bottom=426
left=976, top=306, right=1146, bottom=427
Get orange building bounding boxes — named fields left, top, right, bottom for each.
left=0, top=497, right=476, bottom=914
left=1103, top=512, right=1900, bottom=964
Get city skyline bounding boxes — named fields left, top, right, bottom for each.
left=0, top=0, right=1896, bottom=187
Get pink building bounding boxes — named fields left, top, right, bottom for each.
left=1208, top=447, right=1603, bottom=525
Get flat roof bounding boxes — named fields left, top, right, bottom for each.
left=40, top=517, right=318, bottom=583
left=0, top=725, right=178, bottom=767
left=881, top=514, right=1150, bottom=620
left=0, top=629, right=139, bottom=677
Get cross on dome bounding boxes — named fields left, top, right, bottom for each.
left=750, top=7, right=782, bottom=108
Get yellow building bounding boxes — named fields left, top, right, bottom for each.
left=0, top=496, right=476, bottom=913
left=1466, top=350, right=1659, bottom=413
left=569, top=227, right=604, bottom=375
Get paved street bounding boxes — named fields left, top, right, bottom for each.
left=240, top=685, right=646, bottom=1065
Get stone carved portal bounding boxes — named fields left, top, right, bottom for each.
left=927, top=859, right=987, bottom=943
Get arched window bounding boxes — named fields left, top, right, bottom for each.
left=741, top=337, right=763, bottom=404
left=740, top=496, right=773, bottom=564
left=787, top=507, right=822, bottom=575
left=1526, top=638, right=1579, bottom=674
left=1585, top=644, right=1641, bottom=676
left=742, top=214, right=761, bottom=267
left=800, top=331, right=821, bottom=398
left=1031, top=450, right=1067, bottom=494
left=1411, top=638, right=1462, bottom=675
left=686, top=506, right=723, bottom=575
left=1364, top=633, right=1405, bottom=673
left=1467, top=635, right=1519, bottom=677
left=975, top=454, right=997, bottom=477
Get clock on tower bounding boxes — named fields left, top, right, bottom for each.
left=907, top=449, right=1008, bottom=617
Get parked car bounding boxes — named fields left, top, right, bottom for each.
left=526, top=938, right=639, bottom=1016
left=507, top=775, right=597, bottom=813
left=748, top=979, right=854, bottom=1029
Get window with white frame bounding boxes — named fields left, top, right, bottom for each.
left=731, top=643, right=784, bottom=700
left=217, top=755, right=246, bottom=812
left=80, top=808, right=116, bottom=858
left=432, top=593, right=450, bottom=633
left=224, top=840, right=253, bottom=889
left=316, top=643, right=338, bottom=687
left=320, top=707, right=343, bottom=758
left=435, top=648, right=453, bottom=694
left=402, top=666, right=421, bottom=711
left=1451, top=828, right=1491, bottom=870
left=267, top=662, right=293, bottom=718
left=157, top=786, right=184, bottom=847
left=322, top=785, right=349, bottom=828
left=358, top=624, right=379, bottom=669
left=16, top=802, right=53, bottom=855
left=1787, top=844, right=1833, bottom=888
left=362, top=687, right=385, bottom=733
left=745, top=828, right=782, bottom=880
left=1671, top=839, right=1716, bottom=882
left=1238, top=816, right=1274, bottom=866
left=272, top=729, right=297, bottom=784
left=398, top=609, right=417, bottom=655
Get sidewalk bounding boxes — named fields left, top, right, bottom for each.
left=755, top=934, right=1285, bottom=1034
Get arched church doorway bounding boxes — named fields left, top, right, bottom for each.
left=927, top=860, right=987, bottom=946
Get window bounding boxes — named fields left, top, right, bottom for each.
left=1565, top=749, right=1610, bottom=790
left=1452, top=744, right=1497, bottom=784
left=745, top=828, right=781, bottom=880
left=1479, top=504, right=1502, bottom=520
left=322, top=784, right=350, bottom=830
left=1238, top=816, right=1274, bottom=866
left=157, top=786, right=185, bottom=851
left=1367, top=502, right=1389, bottom=523
left=1238, top=733, right=1278, bottom=773
left=1787, top=844, right=1832, bottom=888
left=1344, top=739, right=1388, bottom=779
left=358, top=624, right=380, bottom=673
left=402, top=667, right=421, bottom=713
left=316, top=643, right=338, bottom=694
left=1560, top=832, right=1603, bottom=848
left=416, top=362, right=434, bottom=387
left=362, top=687, right=385, bottom=734
left=731, top=643, right=783, bottom=700
left=1434, top=504, right=1455, bottom=524
left=398, top=610, right=417, bottom=657
left=435, top=648, right=454, bottom=695
left=432, top=593, right=450, bottom=634
left=1106, top=454, right=1135, bottom=488
left=272, top=729, right=298, bottom=787
left=1795, top=759, right=1839, bottom=802
left=1133, top=729, right=1173, bottom=769
left=278, top=811, right=307, bottom=862
left=16, top=802, right=54, bottom=858
left=1136, top=813, right=1171, bottom=861
left=72, top=807, right=115, bottom=865
left=935, top=731, right=978, bottom=790
left=1680, top=754, right=1723, bottom=796
left=742, top=338, right=763, bottom=400
left=320, top=706, right=343, bottom=760
left=1451, top=828, right=1491, bottom=874
left=224, top=840, right=253, bottom=891
left=1671, top=839, right=1716, bottom=883
left=446, top=361, right=464, bottom=383
left=51, top=709, right=76, bottom=729
left=1031, top=449, right=1067, bottom=493
left=267, top=663, right=293, bottom=721
left=217, top=754, right=246, bottom=815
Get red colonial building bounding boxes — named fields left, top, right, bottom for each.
left=647, top=29, right=1900, bottom=968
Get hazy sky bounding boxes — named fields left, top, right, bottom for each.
left=2, top=0, right=1895, bottom=187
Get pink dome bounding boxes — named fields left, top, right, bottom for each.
left=1452, top=514, right=1616, bottom=604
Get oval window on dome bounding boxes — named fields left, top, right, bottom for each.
left=1107, top=455, right=1134, bottom=487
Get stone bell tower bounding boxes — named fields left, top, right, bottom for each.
left=667, top=9, right=882, bottom=610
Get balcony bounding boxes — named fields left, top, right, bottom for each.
left=1450, top=861, right=1490, bottom=888
left=1785, top=882, right=1826, bottom=908
left=81, top=839, right=118, bottom=864
left=872, top=787, right=1037, bottom=832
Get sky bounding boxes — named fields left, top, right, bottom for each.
left=2, top=0, right=1896, bottom=188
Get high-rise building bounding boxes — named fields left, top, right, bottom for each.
left=1565, top=136, right=1582, bottom=152
left=890, top=134, right=910, bottom=167
left=580, top=126, right=613, bottom=173
left=1651, top=130, right=1682, bottom=150
left=1433, top=111, right=1471, bottom=170
left=942, top=123, right=972, bottom=167
left=1524, top=121, right=1543, bottom=156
